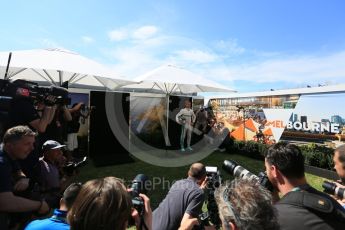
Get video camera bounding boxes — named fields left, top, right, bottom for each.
left=0, top=79, right=70, bottom=109
left=222, top=160, right=273, bottom=191
left=63, top=157, right=87, bottom=176
left=322, top=181, right=345, bottom=199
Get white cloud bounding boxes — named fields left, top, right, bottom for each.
left=108, top=25, right=159, bottom=42
left=132, top=25, right=158, bottom=40
left=81, top=36, right=94, bottom=44
left=206, top=50, right=345, bottom=84
left=173, top=49, right=218, bottom=63
left=40, top=38, right=61, bottom=48
left=104, top=28, right=345, bottom=88
left=106, top=46, right=163, bottom=79
left=215, top=39, right=245, bottom=55
left=108, top=29, right=128, bottom=41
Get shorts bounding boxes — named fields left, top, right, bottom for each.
left=67, top=133, right=78, bottom=151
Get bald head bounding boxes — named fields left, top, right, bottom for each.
left=188, top=163, right=206, bottom=180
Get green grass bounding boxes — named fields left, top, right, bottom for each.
left=76, top=151, right=326, bottom=209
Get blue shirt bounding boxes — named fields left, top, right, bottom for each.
left=25, top=209, right=69, bottom=230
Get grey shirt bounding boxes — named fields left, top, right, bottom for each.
left=153, top=178, right=204, bottom=230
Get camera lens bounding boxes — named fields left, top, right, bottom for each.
left=322, top=181, right=337, bottom=195
left=131, top=174, right=149, bottom=196
left=335, top=187, right=345, bottom=199
left=222, top=160, right=238, bottom=174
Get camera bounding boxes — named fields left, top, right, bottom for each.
left=206, top=166, right=221, bottom=189
left=128, top=174, right=149, bottom=229
left=222, top=160, right=273, bottom=191
left=0, top=79, right=70, bottom=107
left=63, top=157, right=87, bottom=176
left=197, top=166, right=222, bottom=230
left=130, top=174, right=149, bottom=216
left=322, top=181, right=345, bottom=199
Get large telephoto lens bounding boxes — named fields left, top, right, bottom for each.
left=223, top=160, right=258, bottom=181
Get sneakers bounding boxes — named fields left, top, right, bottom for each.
left=181, top=147, right=193, bottom=151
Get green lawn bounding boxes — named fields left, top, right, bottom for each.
left=76, top=151, right=325, bottom=209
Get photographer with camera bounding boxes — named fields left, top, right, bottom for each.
left=67, top=176, right=152, bottom=230
left=8, top=96, right=57, bottom=185
left=38, top=140, right=77, bottom=207
left=176, top=100, right=196, bottom=152
left=153, top=163, right=207, bottom=230
left=179, top=178, right=279, bottom=230
left=39, top=103, right=72, bottom=149
left=66, top=102, right=86, bottom=158
left=0, top=126, right=50, bottom=230
left=195, top=106, right=208, bottom=134
left=265, top=142, right=345, bottom=230
left=328, top=144, right=345, bottom=208
left=25, top=182, right=82, bottom=230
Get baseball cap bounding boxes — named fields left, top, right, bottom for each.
left=42, top=140, right=66, bottom=152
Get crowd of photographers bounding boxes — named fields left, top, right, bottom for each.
left=0, top=81, right=345, bottom=229
left=1, top=124, right=345, bottom=230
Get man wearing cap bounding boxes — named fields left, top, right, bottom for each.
left=39, top=140, right=66, bottom=193
left=25, top=182, right=82, bottom=230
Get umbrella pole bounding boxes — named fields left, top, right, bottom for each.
left=166, top=94, right=171, bottom=147
left=4, top=52, right=12, bottom=80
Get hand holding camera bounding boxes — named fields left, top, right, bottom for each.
left=44, top=95, right=58, bottom=106
left=131, top=193, right=152, bottom=230
left=129, top=174, right=152, bottom=230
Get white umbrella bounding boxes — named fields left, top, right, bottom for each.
left=0, top=48, right=135, bottom=89
left=123, top=64, right=235, bottom=94
left=123, top=64, right=236, bottom=146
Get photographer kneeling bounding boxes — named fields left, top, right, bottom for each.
left=38, top=140, right=76, bottom=208
left=67, top=176, right=152, bottom=230
left=0, top=126, right=50, bottom=230
left=179, top=179, right=279, bottom=230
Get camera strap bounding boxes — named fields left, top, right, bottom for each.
left=279, top=190, right=333, bottom=213
left=279, top=190, right=345, bottom=221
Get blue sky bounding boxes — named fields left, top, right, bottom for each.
left=0, top=0, right=345, bottom=92
left=294, top=93, right=345, bottom=122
